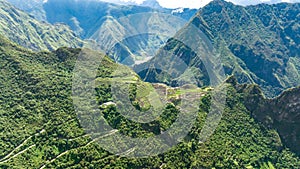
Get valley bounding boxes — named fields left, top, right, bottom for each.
left=0, top=0, right=299, bottom=168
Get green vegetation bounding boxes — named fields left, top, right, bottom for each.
left=138, top=0, right=300, bottom=97
left=0, top=0, right=83, bottom=51
left=0, top=35, right=299, bottom=168
left=1, top=0, right=300, bottom=168
left=232, top=78, right=300, bottom=156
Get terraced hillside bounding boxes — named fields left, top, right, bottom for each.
left=0, top=35, right=299, bottom=168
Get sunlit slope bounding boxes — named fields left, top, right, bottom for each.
left=0, top=0, right=83, bottom=51
left=138, top=0, right=300, bottom=97
left=0, top=36, right=299, bottom=168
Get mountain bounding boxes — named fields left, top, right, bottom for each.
left=231, top=0, right=300, bottom=6
left=4, top=0, right=44, bottom=12
left=225, top=75, right=300, bottom=156
left=137, top=0, right=300, bottom=97
left=101, top=0, right=164, bottom=9
left=6, top=0, right=197, bottom=65
left=1, top=0, right=300, bottom=168
left=234, top=80, right=300, bottom=156
left=42, top=0, right=197, bottom=65
left=0, top=35, right=299, bottom=168
left=140, top=0, right=163, bottom=9
left=0, top=0, right=83, bottom=51
left=4, top=0, right=47, bottom=21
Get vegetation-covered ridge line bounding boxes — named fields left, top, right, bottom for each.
left=0, top=36, right=300, bottom=168
left=0, top=0, right=83, bottom=51
left=227, top=76, right=300, bottom=156
left=138, top=0, right=300, bottom=97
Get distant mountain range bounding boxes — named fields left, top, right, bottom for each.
left=0, top=0, right=83, bottom=51
left=0, top=32, right=300, bottom=168
left=99, top=0, right=164, bottom=9
left=137, top=0, right=300, bottom=97
left=5, top=0, right=197, bottom=64
left=0, top=0, right=300, bottom=168
left=6, top=0, right=197, bottom=37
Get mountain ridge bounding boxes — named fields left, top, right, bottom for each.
left=0, top=0, right=83, bottom=51
left=225, top=75, right=300, bottom=156
left=0, top=35, right=299, bottom=168
left=137, top=0, right=300, bottom=97
left=0, top=0, right=300, bottom=168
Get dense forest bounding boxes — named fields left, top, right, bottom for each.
left=0, top=0, right=300, bottom=168
left=0, top=35, right=299, bottom=168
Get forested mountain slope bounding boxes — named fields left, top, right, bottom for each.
left=232, top=78, right=300, bottom=156
left=0, top=0, right=83, bottom=51
left=137, top=0, right=300, bottom=97
left=0, top=35, right=299, bottom=168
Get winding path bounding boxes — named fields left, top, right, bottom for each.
left=0, top=129, right=45, bottom=163
left=39, top=130, right=118, bottom=169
